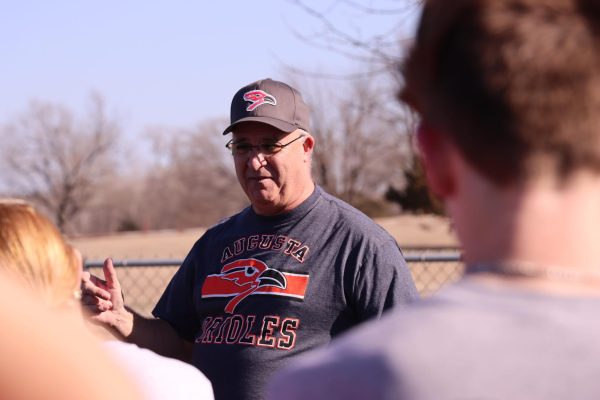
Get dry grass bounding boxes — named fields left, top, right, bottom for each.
left=70, top=214, right=458, bottom=260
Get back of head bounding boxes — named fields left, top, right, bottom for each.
left=0, top=200, right=79, bottom=307
left=401, top=0, right=600, bottom=185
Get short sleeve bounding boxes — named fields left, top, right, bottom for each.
left=152, top=243, right=202, bottom=342
left=352, top=238, right=419, bottom=321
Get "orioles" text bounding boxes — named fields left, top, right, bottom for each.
left=195, top=314, right=300, bottom=351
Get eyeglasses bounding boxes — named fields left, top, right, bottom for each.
left=226, top=134, right=306, bottom=157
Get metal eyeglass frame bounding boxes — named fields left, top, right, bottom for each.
left=225, top=134, right=306, bottom=157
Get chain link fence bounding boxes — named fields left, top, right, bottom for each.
left=404, top=249, right=464, bottom=296
left=85, top=249, right=463, bottom=316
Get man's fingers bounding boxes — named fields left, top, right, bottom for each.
left=81, top=277, right=111, bottom=300
left=103, top=258, right=120, bottom=288
left=81, top=294, right=113, bottom=311
left=96, top=298, right=113, bottom=311
left=81, top=293, right=97, bottom=306
left=88, top=274, right=109, bottom=290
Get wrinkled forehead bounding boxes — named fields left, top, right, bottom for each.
left=231, top=121, right=290, bottom=142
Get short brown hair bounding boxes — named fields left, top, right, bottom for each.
left=401, top=0, right=600, bottom=184
left=0, top=200, right=79, bottom=307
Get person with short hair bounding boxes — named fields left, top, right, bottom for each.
left=266, top=1, right=600, bottom=399
left=81, top=78, right=419, bottom=400
left=0, top=200, right=214, bottom=400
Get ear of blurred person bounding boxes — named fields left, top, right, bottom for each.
left=415, top=122, right=457, bottom=199
left=0, top=199, right=214, bottom=400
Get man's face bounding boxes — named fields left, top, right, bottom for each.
left=230, top=122, right=314, bottom=216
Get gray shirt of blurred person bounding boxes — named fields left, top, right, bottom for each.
left=267, top=1, right=600, bottom=399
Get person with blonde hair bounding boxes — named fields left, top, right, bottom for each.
left=0, top=199, right=81, bottom=305
left=0, top=199, right=142, bottom=400
left=0, top=199, right=214, bottom=400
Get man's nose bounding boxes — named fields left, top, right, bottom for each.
left=247, top=149, right=267, bottom=168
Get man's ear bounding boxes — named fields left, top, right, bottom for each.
left=416, top=123, right=456, bottom=198
left=302, top=134, right=315, bottom=161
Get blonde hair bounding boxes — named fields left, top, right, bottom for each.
left=0, top=200, right=79, bottom=307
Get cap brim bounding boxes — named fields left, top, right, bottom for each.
left=222, top=116, right=298, bottom=135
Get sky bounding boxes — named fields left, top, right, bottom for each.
left=0, top=0, right=420, bottom=142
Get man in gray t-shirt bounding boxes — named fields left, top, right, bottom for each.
left=82, top=78, right=418, bottom=400
left=152, top=185, right=417, bottom=400
left=267, top=1, right=600, bottom=399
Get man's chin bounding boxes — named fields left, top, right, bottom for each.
left=246, top=186, right=273, bottom=201
left=250, top=194, right=276, bottom=206
left=247, top=191, right=283, bottom=215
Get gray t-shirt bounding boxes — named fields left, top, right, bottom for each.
left=153, top=186, right=418, bottom=400
left=268, top=277, right=600, bottom=400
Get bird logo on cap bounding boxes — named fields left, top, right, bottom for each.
left=243, top=90, right=277, bottom=111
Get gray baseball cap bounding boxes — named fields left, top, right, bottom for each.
left=222, top=78, right=310, bottom=135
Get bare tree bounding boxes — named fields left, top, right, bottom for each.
left=140, top=120, right=247, bottom=230
left=290, top=77, right=341, bottom=194
left=64, top=119, right=248, bottom=234
left=291, top=75, right=413, bottom=211
left=283, top=0, right=439, bottom=215
left=70, top=169, right=148, bottom=235
left=0, top=94, right=120, bottom=232
left=284, top=0, right=421, bottom=81
left=337, top=79, right=408, bottom=203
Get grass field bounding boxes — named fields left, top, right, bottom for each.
left=71, top=214, right=458, bottom=259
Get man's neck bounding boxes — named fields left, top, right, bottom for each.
left=453, top=171, right=600, bottom=293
